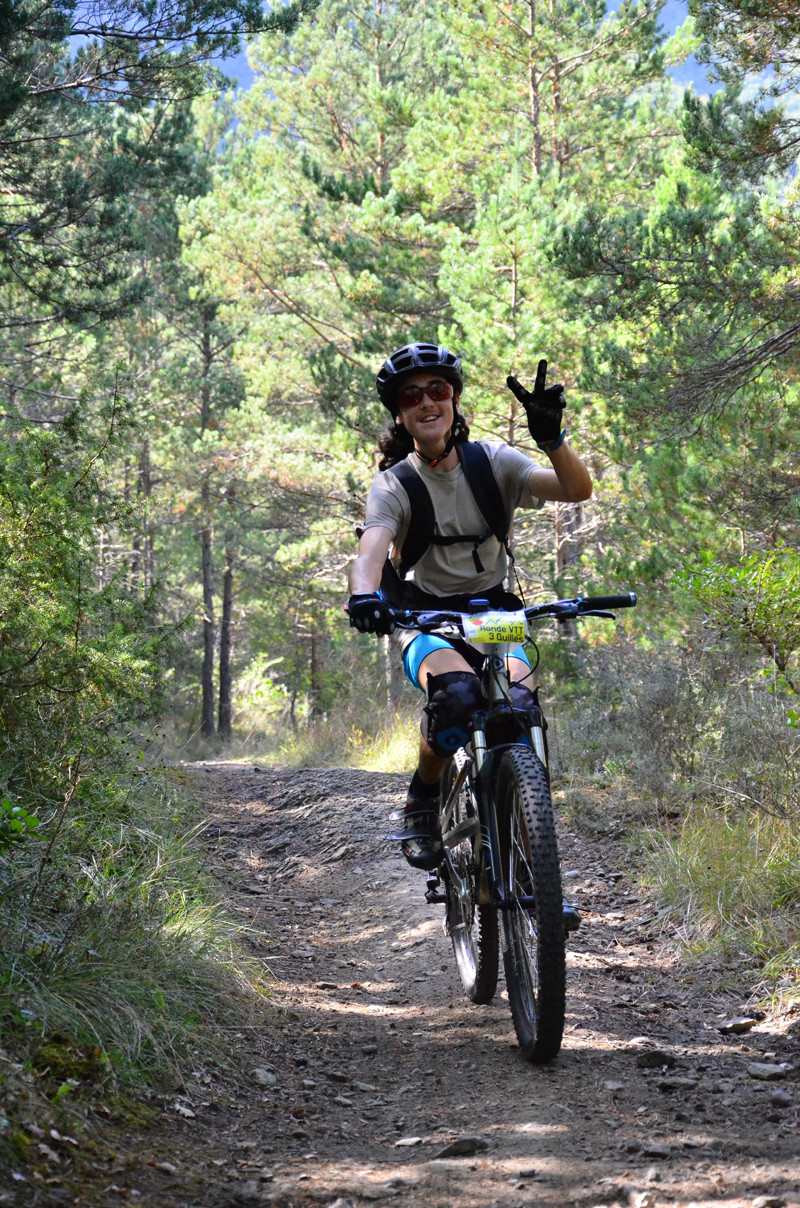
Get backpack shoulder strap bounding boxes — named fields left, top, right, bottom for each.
left=455, top=441, right=509, bottom=545
left=384, top=458, right=436, bottom=577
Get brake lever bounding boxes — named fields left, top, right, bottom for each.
left=551, top=604, right=580, bottom=621
left=579, top=609, right=616, bottom=620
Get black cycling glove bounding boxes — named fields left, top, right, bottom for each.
left=506, top=359, right=566, bottom=449
left=347, top=591, right=396, bottom=636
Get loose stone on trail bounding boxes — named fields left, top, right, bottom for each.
left=639, top=1142, right=672, bottom=1159
left=251, top=1067, right=278, bottom=1087
left=433, top=1136, right=490, bottom=1158
left=657, top=1076, right=699, bottom=1092
left=748, top=1062, right=790, bottom=1081
left=232, top=1181, right=265, bottom=1204
left=718, top=1016, right=759, bottom=1034
left=636, top=1049, right=677, bottom=1069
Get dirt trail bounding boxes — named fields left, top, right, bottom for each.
left=27, top=765, right=800, bottom=1207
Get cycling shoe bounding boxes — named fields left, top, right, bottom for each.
left=389, top=803, right=442, bottom=871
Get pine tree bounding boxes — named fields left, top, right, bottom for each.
left=0, top=0, right=318, bottom=354
left=553, top=0, right=800, bottom=564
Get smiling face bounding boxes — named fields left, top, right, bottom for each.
left=395, top=372, right=459, bottom=457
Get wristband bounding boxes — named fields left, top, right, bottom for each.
left=536, top=429, right=567, bottom=453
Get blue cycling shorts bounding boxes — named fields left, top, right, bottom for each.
left=402, top=635, right=531, bottom=691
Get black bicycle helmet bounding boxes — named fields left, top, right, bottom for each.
left=376, top=342, right=464, bottom=414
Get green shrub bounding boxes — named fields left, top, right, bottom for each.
left=0, top=407, right=174, bottom=813
left=678, top=546, right=800, bottom=696
left=0, top=799, right=42, bottom=852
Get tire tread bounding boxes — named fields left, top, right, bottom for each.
left=495, top=746, right=565, bottom=1062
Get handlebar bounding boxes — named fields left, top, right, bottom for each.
left=525, top=592, right=637, bottom=620
left=391, top=592, right=636, bottom=631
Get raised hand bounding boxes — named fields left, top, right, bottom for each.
left=506, top=359, right=566, bottom=448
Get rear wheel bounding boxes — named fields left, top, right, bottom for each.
left=494, top=746, right=565, bottom=1062
left=440, top=751, right=498, bottom=1004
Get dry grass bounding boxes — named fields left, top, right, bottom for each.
left=212, top=698, right=421, bottom=774
left=638, top=807, right=800, bottom=1002
left=0, top=770, right=265, bottom=1085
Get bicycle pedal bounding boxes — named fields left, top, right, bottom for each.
left=425, top=874, right=446, bottom=905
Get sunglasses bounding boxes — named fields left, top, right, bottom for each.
left=397, top=378, right=454, bottom=408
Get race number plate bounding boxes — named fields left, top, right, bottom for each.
left=460, top=610, right=527, bottom=647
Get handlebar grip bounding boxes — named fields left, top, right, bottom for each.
left=579, top=593, right=637, bottom=611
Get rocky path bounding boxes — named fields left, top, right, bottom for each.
left=23, top=765, right=800, bottom=1208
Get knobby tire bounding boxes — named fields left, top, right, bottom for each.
left=440, top=751, right=499, bottom=1004
left=494, top=746, right=565, bottom=1062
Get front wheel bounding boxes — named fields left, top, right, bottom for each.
left=440, top=751, right=499, bottom=1004
left=494, top=746, right=565, bottom=1062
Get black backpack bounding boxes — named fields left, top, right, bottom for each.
left=379, top=441, right=512, bottom=604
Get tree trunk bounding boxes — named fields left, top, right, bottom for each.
left=218, top=528, right=234, bottom=742
left=139, top=437, right=154, bottom=593
left=289, top=643, right=301, bottom=731
left=200, top=313, right=215, bottom=739
left=527, top=1, right=542, bottom=177
left=555, top=501, right=586, bottom=639
left=382, top=634, right=402, bottom=708
left=97, top=528, right=107, bottom=589
left=123, top=457, right=135, bottom=594
left=309, top=631, right=321, bottom=720
left=552, top=59, right=565, bottom=178
left=200, top=477, right=216, bottom=739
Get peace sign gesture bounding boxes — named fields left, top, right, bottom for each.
left=506, top=359, right=566, bottom=448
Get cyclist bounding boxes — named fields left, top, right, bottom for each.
left=348, top=342, right=592, bottom=878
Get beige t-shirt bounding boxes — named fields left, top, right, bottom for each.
left=363, top=441, right=542, bottom=597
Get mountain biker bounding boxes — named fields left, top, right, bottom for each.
left=347, top=342, right=592, bottom=885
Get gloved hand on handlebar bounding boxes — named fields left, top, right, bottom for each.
left=506, top=359, right=566, bottom=450
left=347, top=591, right=396, bottom=635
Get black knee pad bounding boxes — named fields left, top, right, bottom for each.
left=509, top=682, right=536, bottom=712
left=422, top=671, right=484, bottom=757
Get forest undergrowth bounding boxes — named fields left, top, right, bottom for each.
left=0, top=767, right=266, bottom=1176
